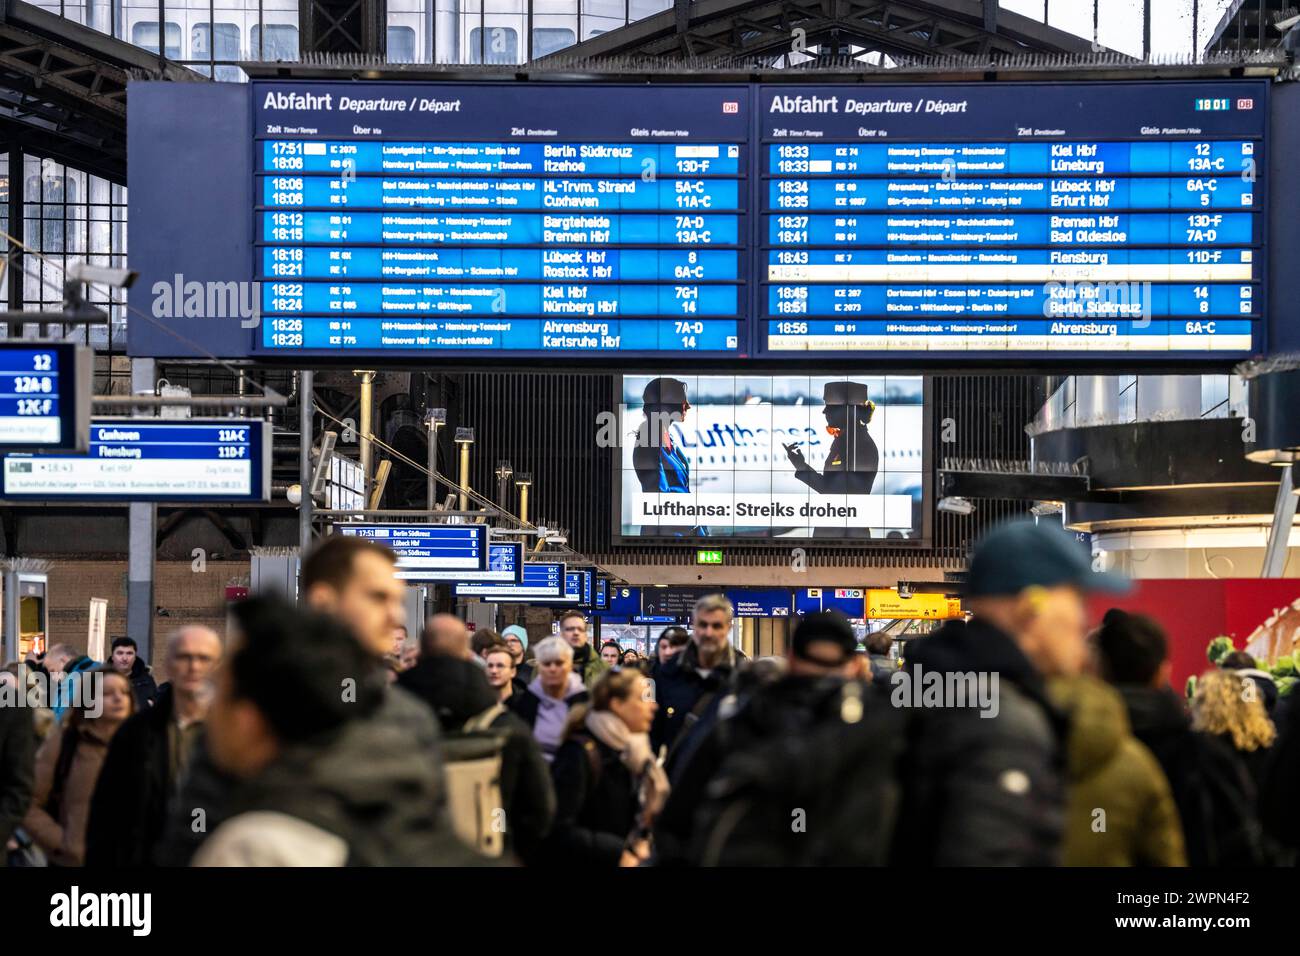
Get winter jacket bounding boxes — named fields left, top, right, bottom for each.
left=157, top=682, right=447, bottom=867
left=85, top=684, right=186, bottom=868
left=0, top=699, right=35, bottom=846
left=1214, top=732, right=1273, bottom=796
left=1117, top=684, right=1262, bottom=867
left=398, top=656, right=556, bottom=862
left=1049, top=676, right=1186, bottom=867
left=127, top=658, right=159, bottom=710
left=545, top=731, right=637, bottom=867
left=889, top=617, right=1069, bottom=867
left=571, top=643, right=609, bottom=691
left=195, top=681, right=473, bottom=867
left=23, top=720, right=119, bottom=866
left=1263, top=683, right=1300, bottom=849
left=511, top=673, right=589, bottom=763
left=653, top=674, right=862, bottom=865
left=648, top=640, right=740, bottom=759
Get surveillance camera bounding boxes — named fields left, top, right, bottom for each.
left=67, top=261, right=138, bottom=289
left=937, top=496, right=976, bottom=516
left=898, top=583, right=913, bottom=600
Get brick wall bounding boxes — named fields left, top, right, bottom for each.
left=42, top=560, right=250, bottom=677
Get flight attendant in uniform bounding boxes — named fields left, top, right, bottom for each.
left=785, top=380, right=880, bottom=495
left=634, top=377, right=692, bottom=493
left=633, top=377, right=707, bottom=536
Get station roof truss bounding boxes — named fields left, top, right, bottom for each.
left=540, top=0, right=1105, bottom=66
left=0, top=0, right=193, bottom=184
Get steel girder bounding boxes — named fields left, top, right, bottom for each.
left=548, top=0, right=1100, bottom=64
left=0, top=0, right=195, bottom=184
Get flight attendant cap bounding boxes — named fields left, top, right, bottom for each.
left=643, top=377, right=689, bottom=406
left=823, top=381, right=871, bottom=405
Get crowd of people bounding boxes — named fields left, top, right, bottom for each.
left=1, top=517, right=1297, bottom=867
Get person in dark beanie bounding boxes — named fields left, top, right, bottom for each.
left=398, top=652, right=555, bottom=864
left=109, top=637, right=158, bottom=711
left=652, top=610, right=870, bottom=865
left=891, top=519, right=1128, bottom=866
left=1095, top=608, right=1265, bottom=866
left=158, top=535, right=446, bottom=866
left=194, top=596, right=459, bottom=866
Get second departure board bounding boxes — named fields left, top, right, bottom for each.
left=758, top=81, right=1267, bottom=356
left=254, top=82, right=749, bottom=357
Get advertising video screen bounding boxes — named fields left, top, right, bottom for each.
left=616, top=374, right=927, bottom=541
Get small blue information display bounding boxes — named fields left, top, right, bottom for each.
left=759, top=81, right=1267, bottom=357
left=594, top=577, right=609, bottom=611
left=0, top=343, right=90, bottom=452
left=254, top=82, right=748, bottom=357
left=455, top=561, right=566, bottom=600
left=0, top=419, right=270, bottom=502
left=794, top=587, right=867, bottom=618
left=726, top=588, right=793, bottom=617
left=529, top=568, right=594, bottom=605
left=335, top=523, right=489, bottom=574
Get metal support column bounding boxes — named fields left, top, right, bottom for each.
left=426, top=417, right=438, bottom=510
left=1262, top=465, right=1297, bottom=578
left=7, top=144, right=24, bottom=339
left=299, top=370, right=314, bottom=559
left=126, top=358, right=157, bottom=661
left=357, top=370, right=375, bottom=503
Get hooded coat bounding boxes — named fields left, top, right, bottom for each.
left=194, top=685, right=473, bottom=867
left=398, top=656, right=556, bottom=862
left=889, top=617, right=1069, bottom=867
left=157, top=683, right=450, bottom=867
left=1049, top=676, right=1186, bottom=867
left=1117, top=684, right=1263, bottom=867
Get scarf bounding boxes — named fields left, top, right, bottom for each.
left=584, top=709, right=671, bottom=820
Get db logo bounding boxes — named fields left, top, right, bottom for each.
left=722, top=101, right=739, bottom=114
left=1237, top=98, right=1254, bottom=110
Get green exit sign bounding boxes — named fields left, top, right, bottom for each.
left=696, top=549, right=724, bottom=565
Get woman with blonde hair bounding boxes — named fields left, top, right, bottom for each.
left=1192, top=669, right=1276, bottom=793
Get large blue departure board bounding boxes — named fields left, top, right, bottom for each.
left=759, top=82, right=1266, bottom=356
left=254, top=82, right=748, bottom=357
left=128, top=77, right=1278, bottom=361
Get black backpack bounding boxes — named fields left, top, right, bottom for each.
left=688, top=680, right=906, bottom=866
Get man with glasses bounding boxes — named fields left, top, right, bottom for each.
left=86, top=626, right=223, bottom=867
left=558, top=610, right=609, bottom=690
left=649, top=594, right=739, bottom=762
